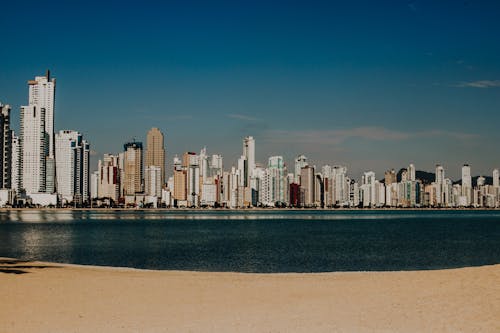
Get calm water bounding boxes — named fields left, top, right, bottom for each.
left=0, top=210, right=499, bottom=272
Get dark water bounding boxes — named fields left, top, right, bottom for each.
left=0, top=210, right=499, bottom=272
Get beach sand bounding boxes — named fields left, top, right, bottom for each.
left=0, top=259, right=498, bottom=332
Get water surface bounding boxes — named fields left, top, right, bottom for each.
left=0, top=210, right=499, bottom=272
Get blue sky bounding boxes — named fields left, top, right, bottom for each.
left=1, top=0, right=499, bottom=179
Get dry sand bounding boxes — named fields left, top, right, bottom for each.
left=0, top=258, right=499, bottom=333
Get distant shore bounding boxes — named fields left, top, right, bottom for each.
left=0, top=258, right=498, bottom=332
left=1, top=206, right=499, bottom=212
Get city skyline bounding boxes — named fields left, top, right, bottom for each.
left=1, top=1, right=500, bottom=179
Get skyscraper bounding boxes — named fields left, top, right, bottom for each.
left=123, top=141, right=143, bottom=195
left=0, top=103, right=12, bottom=189
left=55, top=130, right=90, bottom=204
left=145, top=127, right=165, bottom=186
left=493, top=169, right=499, bottom=188
left=408, top=163, right=416, bottom=182
left=20, top=105, right=47, bottom=194
left=294, top=155, right=308, bottom=184
left=434, top=164, right=445, bottom=206
left=461, top=164, right=472, bottom=206
left=11, top=132, right=20, bottom=192
left=28, top=71, right=56, bottom=193
left=268, top=156, right=285, bottom=204
left=173, top=155, right=187, bottom=203
left=242, top=136, right=255, bottom=186
left=145, top=165, right=162, bottom=197
left=300, top=165, right=315, bottom=207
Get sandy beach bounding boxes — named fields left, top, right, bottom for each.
left=0, top=259, right=499, bottom=333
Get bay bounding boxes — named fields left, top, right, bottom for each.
left=0, top=210, right=499, bottom=273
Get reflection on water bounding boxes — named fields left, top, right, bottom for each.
left=2, top=209, right=500, bottom=223
left=0, top=209, right=499, bottom=272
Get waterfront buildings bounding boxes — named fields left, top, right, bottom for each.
left=96, top=154, right=120, bottom=202
left=145, top=127, right=165, bottom=187
left=27, top=71, right=56, bottom=193
left=123, top=142, right=143, bottom=196
left=0, top=103, right=12, bottom=189
left=55, top=130, right=90, bottom=204
left=20, top=105, right=47, bottom=194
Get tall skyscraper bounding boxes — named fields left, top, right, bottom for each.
left=461, top=164, right=472, bottom=205
left=242, top=136, right=255, bottom=186
left=55, top=130, right=90, bottom=204
left=294, top=155, right=308, bottom=184
left=123, top=141, right=143, bottom=195
left=20, top=105, right=47, bottom=194
left=173, top=155, right=187, bottom=202
left=27, top=71, right=56, bottom=193
left=0, top=103, right=12, bottom=189
left=145, top=127, right=165, bottom=186
left=11, top=132, right=20, bottom=192
left=268, top=156, right=285, bottom=204
left=408, top=163, right=416, bottom=182
left=493, top=169, right=499, bottom=188
left=300, top=165, right=315, bottom=207
left=434, top=164, right=445, bottom=206
left=183, top=152, right=200, bottom=207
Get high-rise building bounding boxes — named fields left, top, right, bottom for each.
left=183, top=152, right=200, bottom=207
left=123, top=141, right=143, bottom=195
left=408, top=163, right=416, bottom=182
left=294, top=155, right=308, bottom=184
left=243, top=136, right=255, bottom=185
left=27, top=71, right=56, bottom=193
left=462, top=164, right=472, bottom=205
left=300, top=165, right=315, bottom=207
left=55, top=130, right=90, bottom=204
left=361, top=171, right=377, bottom=207
left=268, top=156, right=285, bottom=204
left=145, top=165, right=162, bottom=197
left=173, top=155, right=187, bottom=202
left=11, top=132, right=20, bottom=192
left=384, top=169, right=396, bottom=186
left=20, top=105, right=47, bottom=194
left=210, top=154, right=223, bottom=177
left=493, top=169, right=499, bottom=188
left=145, top=127, right=165, bottom=186
left=0, top=103, right=12, bottom=189
left=97, top=154, right=120, bottom=201
left=434, top=164, right=445, bottom=206
left=462, top=164, right=472, bottom=188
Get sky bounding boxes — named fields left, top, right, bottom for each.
left=1, top=0, right=499, bottom=179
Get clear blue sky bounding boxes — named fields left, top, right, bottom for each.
left=1, top=0, right=499, bottom=179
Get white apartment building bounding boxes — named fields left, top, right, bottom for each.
left=28, top=71, right=56, bottom=193
left=20, top=105, right=46, bottom=194
left=55, top=130, right=90, bottom=204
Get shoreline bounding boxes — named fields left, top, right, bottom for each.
left=1, top=207, right=499, bottom=212
left=4, top=257, right=500, bottom=275
left=1, top=258, right=499, bottom=332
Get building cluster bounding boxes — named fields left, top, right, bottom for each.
left=2, top=71, right=500, bottom=209
left=0, top=71, right=90, bottom=207
left=91, top=133, right=500, bottom=209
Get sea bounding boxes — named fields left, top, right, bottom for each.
left=0, top=209, right=499, bottom=273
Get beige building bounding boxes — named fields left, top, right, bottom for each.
left=173, top=169, right=187, bottom=201
left=145, top=128, right=165, bottom=186
left=97, top=154, right=120, bottom=202
left=123, top=142, right=143, bottom=195
left=300, top=165, right=315, bottom=207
